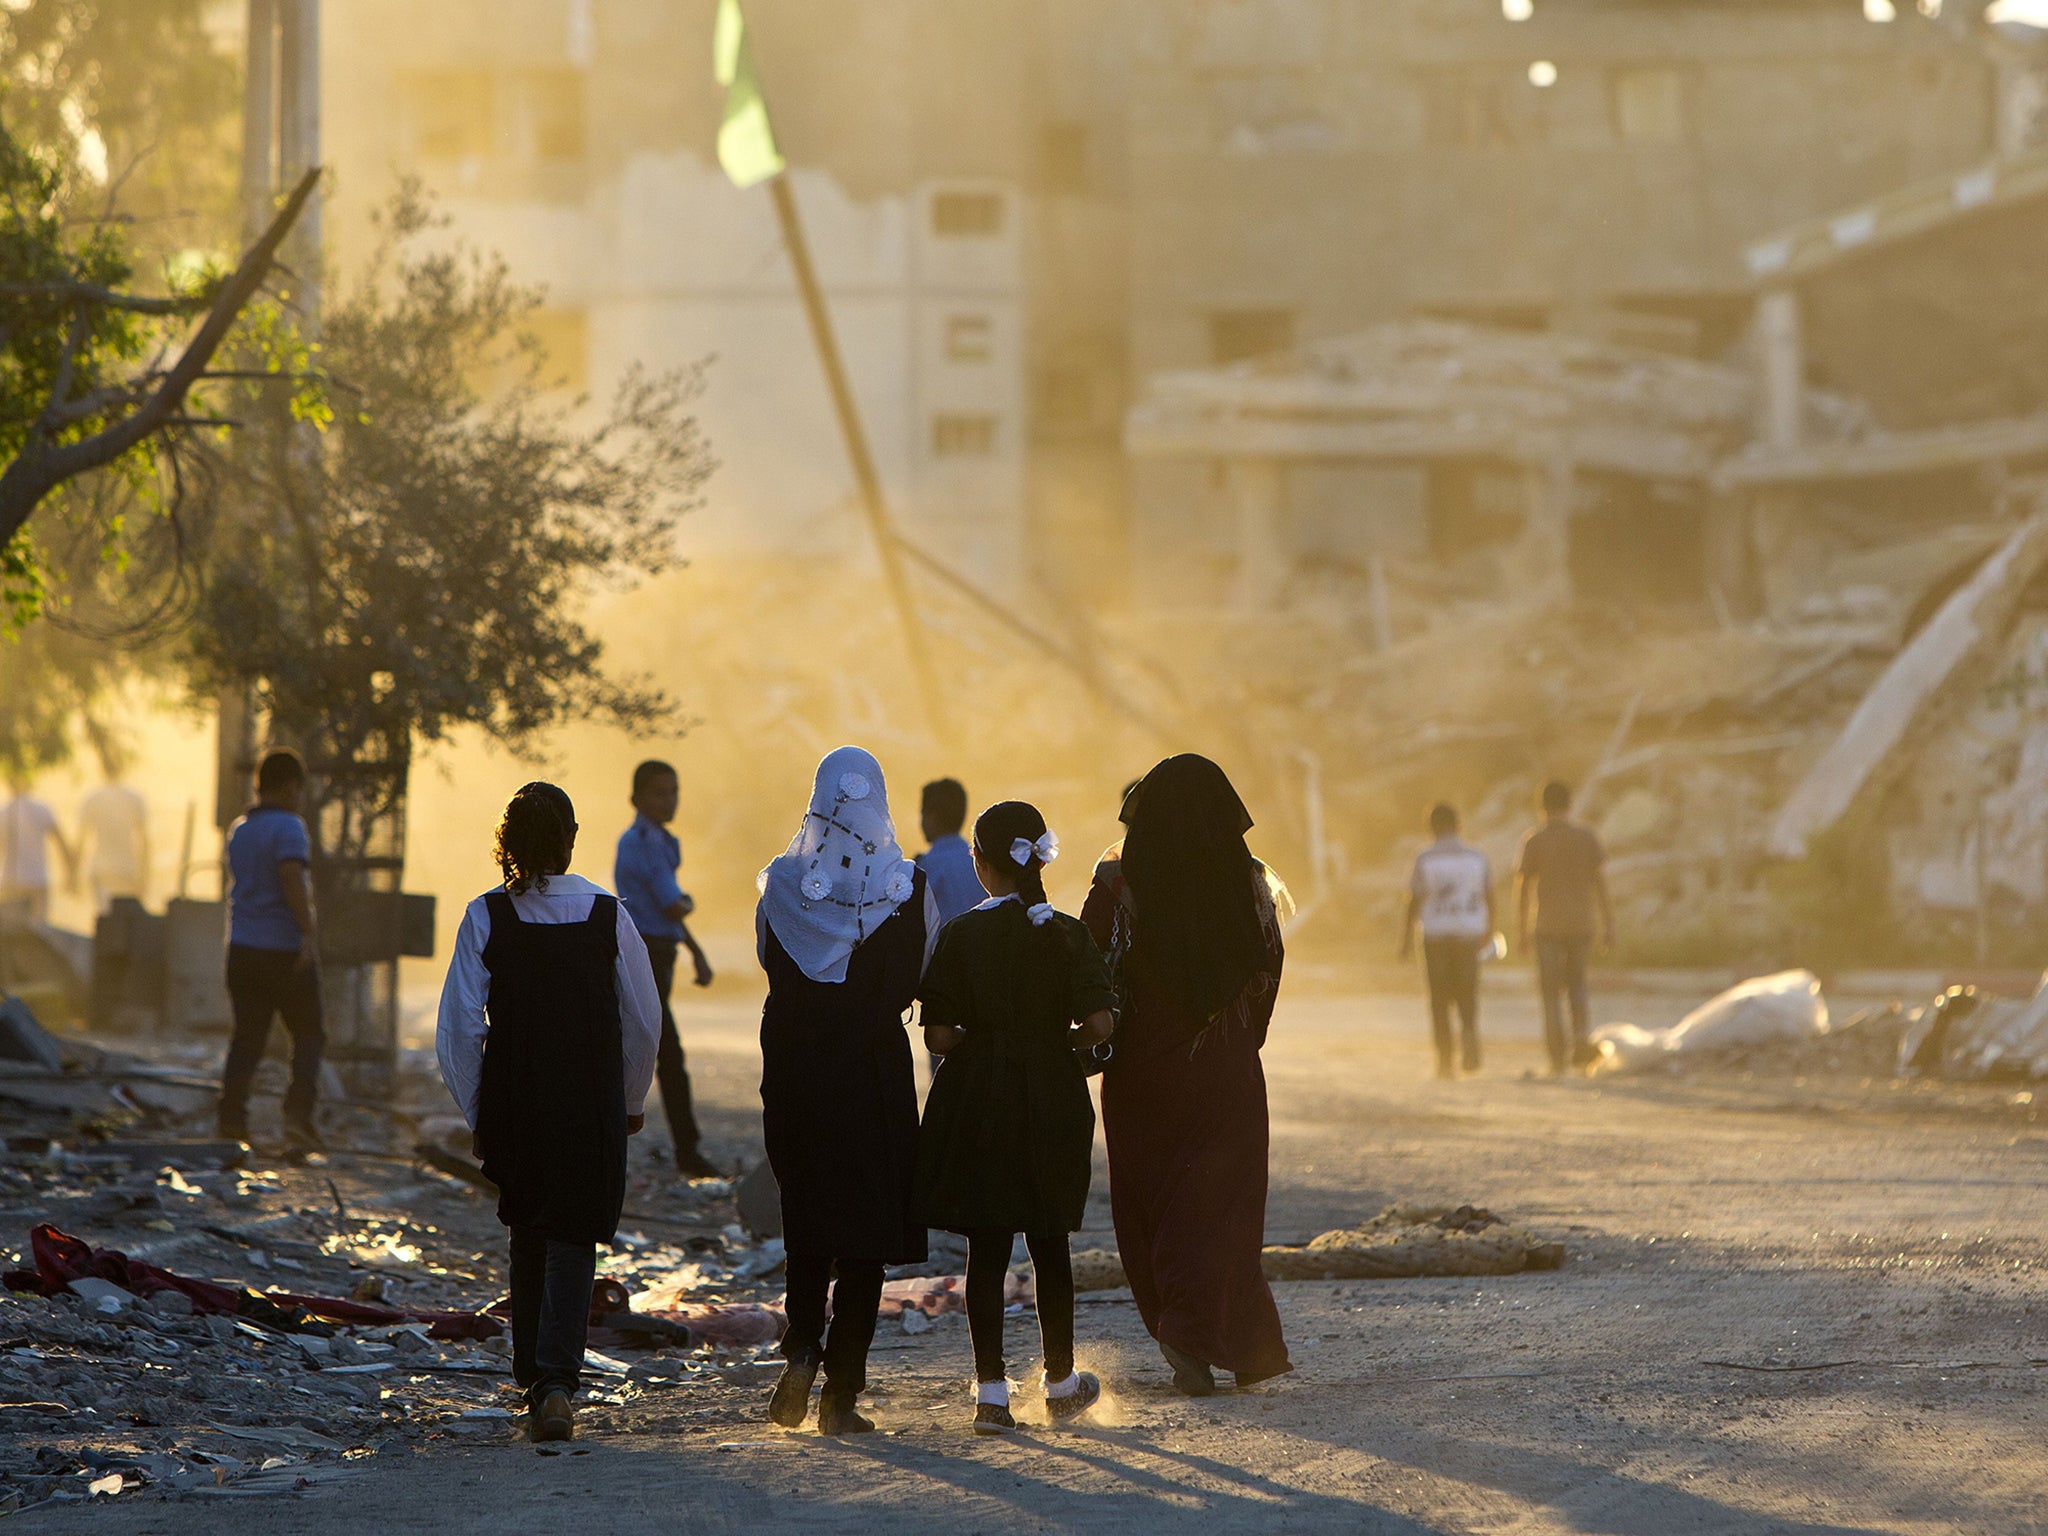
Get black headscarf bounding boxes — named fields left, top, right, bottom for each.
left=1119, top=754, right=1266, bottom=1024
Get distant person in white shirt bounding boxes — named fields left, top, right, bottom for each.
left=1398, top=803, right=1494, bottom=1079
left=77, top=752, right=150, bottom=913
left=0, top=773, right=75, bottom=924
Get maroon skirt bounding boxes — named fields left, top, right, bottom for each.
left=1101, top=1015, right=1292, bottom=1381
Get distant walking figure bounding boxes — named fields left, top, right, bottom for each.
left=0, top=773, right=73, bottom=924
left=1515, top=780, right=1614, bottom=1074
left=614, top=758, right=721, bottom=1180
left=77, top=750, right=150, bottom=914
left=1400, top=803, right=1494, bottom=1078
left=914, top=800, right=1115, bottom=1434
left=217, top=751, right=323, bottom=1151
left=1082, top=754, right=1292, bottom=1396
left=757, top=747, right=937, bottom=1435
left=437, top=782, right=662, bottom=1443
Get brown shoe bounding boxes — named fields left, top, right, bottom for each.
left=817, top=1392, right=874, bottom=1435
left=768, top=1354, right=818, bottom=1428
left=531, top=1390, right=574, bottom=1442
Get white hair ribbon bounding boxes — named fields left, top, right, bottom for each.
left=1010, top=829, right=1061, bottom=866
left=1026, top=902, right=1056, bottom=927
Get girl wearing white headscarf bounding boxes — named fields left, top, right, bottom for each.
left=755, top=747, right=938, bottom=1435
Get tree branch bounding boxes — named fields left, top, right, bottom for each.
left=0, top=280, right=211, bottom=316
left=0, top=167, right=321, bottom=552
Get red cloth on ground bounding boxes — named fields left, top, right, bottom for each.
left=1085, top=865, right=1293, bottom=1382
left=4, top=1223, right=502, bottom=1341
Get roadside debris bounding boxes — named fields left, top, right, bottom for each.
left=1591, top=970, right=1829, bottom=1073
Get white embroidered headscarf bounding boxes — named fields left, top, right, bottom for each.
left=757, top=746, right=918, bottom=984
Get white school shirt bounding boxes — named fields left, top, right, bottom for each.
left=435, top=873, right=663, bottom=1131
left=1409, top=836, right=1493, bottom=941
left=0, top=796, right=59, bottom=892
left=79, top=783, right=148, bottom=894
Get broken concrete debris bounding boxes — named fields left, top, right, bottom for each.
left=1587, top=970, right=2048, bottom=1085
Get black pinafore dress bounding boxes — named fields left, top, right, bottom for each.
left=476, top=890, right=628, bottom=1244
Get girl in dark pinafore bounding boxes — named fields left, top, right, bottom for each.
left=913, top=801, right=1116, bottom=1435
left=757, top=748, right=937, bottom=1435
left=436, top=782, right=663, bottom=1442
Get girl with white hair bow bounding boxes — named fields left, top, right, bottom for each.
left=755, top=747, right=938, bottom=1436
left=911, top=799, right=1117, bottom=1435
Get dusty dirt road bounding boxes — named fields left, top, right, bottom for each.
left=32, top=979, right=2048, bottom=1535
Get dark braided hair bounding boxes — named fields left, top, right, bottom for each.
left=496, top=781, right=577, bottom=894
left=973, top=800, right=1063, bottom=958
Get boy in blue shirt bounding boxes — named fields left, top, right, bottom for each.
left=614, top=760, right=720, bottom=1180
left=217, top=750, right=324, bottom=1150
left=914, top=779, right=979, bottom=931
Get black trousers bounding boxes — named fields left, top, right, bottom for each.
left=219, top=943, right=324, bottom=1125
left=782, top=1254, right=885, bottom=1398
left=1536, top=935, right=1592, bottom=1072
left=641, top=937, right=702, bottom=1161
left=1423, top=937, right=1481, bottom=1072
left=966, top=1230, right=1074, bottom=1384
left=509, top=1228, right=597, bottom=1405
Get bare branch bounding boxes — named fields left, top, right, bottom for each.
left=0, top=280, right=210, bottom=317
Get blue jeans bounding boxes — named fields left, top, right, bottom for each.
left=1535, top=935, right=1591, bottom=1072
left=509, top=1228, right=596, bottom=1405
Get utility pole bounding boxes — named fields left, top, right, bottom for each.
left=766, top=174, right=951, bottom=743
left=277, top=0, right=322, bottom=324
left=216, top=0, right=280, bottom=841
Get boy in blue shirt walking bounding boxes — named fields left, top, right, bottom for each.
left=914, top=779, right=979, bottom=931
left=217, top=750, right=324, bottom=1150
left=615, top=760, right=720, bottom=1180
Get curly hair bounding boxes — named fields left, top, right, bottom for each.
left=496, top=781, right=578, bottom=894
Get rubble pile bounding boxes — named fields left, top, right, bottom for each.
left=1261, top=1204, right=1566, bottom=1281
left=0, top=1038, right=806, bottom=1515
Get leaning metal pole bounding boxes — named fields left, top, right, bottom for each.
left=765, top=172, right=953, bottom=744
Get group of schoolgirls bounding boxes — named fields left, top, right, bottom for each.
left=434, top=748, right=1117, bottom=1442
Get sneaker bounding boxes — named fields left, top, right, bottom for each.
left=1043, top=1371, right=1101, bottom=1425
left=675, top=1148, right=727, bottom=1181
left=1159, top=1341, right=1215, bottom=1398
left=817, top=1392, right=874, bottom=1435
left=768, top=1354, right=819, bottom=1428
left=972, top=1402, right=1016, bottom=1436
left=531, top=1389, right=574, bottom=1442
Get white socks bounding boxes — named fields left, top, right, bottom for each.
left=976, top=1380, right=1010, bottom=1407
left=1044, top=1372, right=1080, bottom=1400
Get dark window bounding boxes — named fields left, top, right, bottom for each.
left=1566, top=475, right=1705, bottom=605
left=1034, top=366, right=1094, bottom=431
left=931, top=191, right=1005, bottom=237
left=932, top=414, right=998, bottom=457
left=1610, top=66, right=1687, bottom=145
left=944, top=314, right=993, bottom=363
left=1040, top=122, right=1091, bottom=195
left=1421, top=68, right=1548, bottom=149
left=1209, top=309, right=1296, bottom=365
left=512, top=68, right=587, bottom=161
left=400, top=69, right=494, bottom=160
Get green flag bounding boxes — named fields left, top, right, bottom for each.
left=714, top=0, right=785, bottom=188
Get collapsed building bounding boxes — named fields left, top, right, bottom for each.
left=1118, top=138, right=2048, bottom=965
